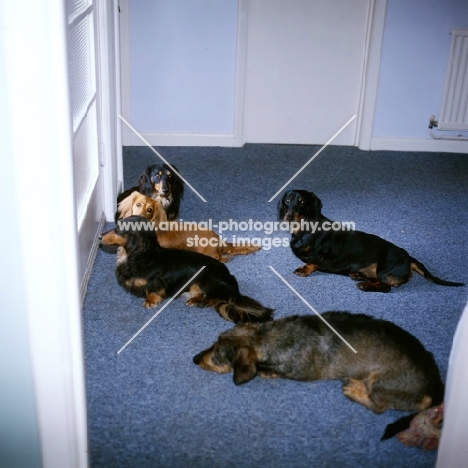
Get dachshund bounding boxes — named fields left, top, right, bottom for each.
left=116, top=163, right=184, bottom=220
left=116, top=192, right=260, bottom=262
left=193, top=311, right=444, bottom=440
left=117, top=191, right=168, bottom=225
left=99, top=216, right=274, bottom=323
left=277, top=189, right=464, bottom=292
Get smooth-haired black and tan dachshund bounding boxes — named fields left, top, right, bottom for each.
left=100, top=216, right=273, bottom=323
left=193, top=311, right=444, bottom=440
left=116, top=163, right=184, bottom=220
left=278, top=189, right=464, bottom=292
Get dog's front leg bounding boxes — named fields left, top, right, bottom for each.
left=143, top=291, right=164, bottom=308
left=294, top=264, right=318, bottom=277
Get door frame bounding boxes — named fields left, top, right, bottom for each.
left=78, top=0, right=123, bottom=302
left=3, top=1, right=123, bottom=466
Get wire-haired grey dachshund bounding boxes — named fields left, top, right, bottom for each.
left=193, top=311, right=444, bottom=440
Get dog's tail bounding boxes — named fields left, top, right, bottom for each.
left=410, top=258, right=464, bottom=287
left=221, top=242, right=261, bottom=257
left=214, top=295, right=274, bottom=323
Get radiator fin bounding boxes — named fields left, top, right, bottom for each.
left=438, top=29, right=468, bottom=131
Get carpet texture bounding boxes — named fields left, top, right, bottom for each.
left=84, top=144, right=468, bottom=467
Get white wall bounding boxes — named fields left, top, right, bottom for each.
left=127, top=0, right=237, bottom=134
left=123, top=0, right=468, bottom=152
left=372, top=0, right=468, bottom=151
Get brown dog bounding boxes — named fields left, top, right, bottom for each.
left=193, top=312, right=444, bottom=439
left=117, top=191, right=167, bottom=224
left=116, top=192, right=260, bottom=262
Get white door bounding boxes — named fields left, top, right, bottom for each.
left=243, top=0, right=371, bottom=145
left=68, top=0, right=120, bottom=296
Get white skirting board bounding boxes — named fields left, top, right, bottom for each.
left=123, top=130, right=467, bottom=153
left=370, top=137, right=468, bottom=153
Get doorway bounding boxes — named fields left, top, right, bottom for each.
left=242, top=0, right=371, bottom=145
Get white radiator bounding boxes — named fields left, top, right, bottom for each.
left=437, top=28, right=468, bottom=131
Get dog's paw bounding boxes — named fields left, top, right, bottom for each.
left=357, top=281, right=391, bottom=293
left=143, top=292, right=162, bottom=308
left=294, top=264, right=316, bottom=277
left=185, top=297, right=205, bottom=308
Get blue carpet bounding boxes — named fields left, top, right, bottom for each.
left=84, top=144, right=468, bottom=467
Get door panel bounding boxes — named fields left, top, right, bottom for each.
left=243, top=0, right=370, bottom=145
left=67, top=0, right=104, bottom=294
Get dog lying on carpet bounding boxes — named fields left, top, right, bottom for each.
left=100, top=216, right=274, bottom=323
left=116, top=191, right=260, bottom=262
left=116, top=163, right=184, bottom=220
left=193, top=311, right=444, bottom=440
left=277, top=189, right=464, bottom=292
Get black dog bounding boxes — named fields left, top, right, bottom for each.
left=278, top=189, right=464, bottom=292
left=116, top=163, right=184, bottom=220
left=193, top=311, right=444, bottom=440
left=100, top=216, right=274, bottom=323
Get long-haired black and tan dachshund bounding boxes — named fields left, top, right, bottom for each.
left=116, top=163, right=184, bottom=220
left=278, top=189, right=464, bottom=292
left=100, top=216, right=273, bottom=323
left=193, top=311, right=444, bottom=440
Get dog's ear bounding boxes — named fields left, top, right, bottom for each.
left=305, top=191, right=323, bottom=219
left=232, top=346, right=257, bottom=385
left=137, top=166, right=154, bottom=196
left=124, top=229, right=142, bottom=255
left=151, top=202, right=168, bottom=224
left=168, top=163, right=184, bottom=198
left=117, top=192, right=139, bottom=219
left=277, top=192, right=287, bottom=220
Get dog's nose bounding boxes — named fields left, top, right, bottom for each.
left=193, top=352, right=203, bottom=365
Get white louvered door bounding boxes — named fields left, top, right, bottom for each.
left=67, top=0, right=104, bottom=295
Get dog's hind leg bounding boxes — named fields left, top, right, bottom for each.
left=221, top=243, right=261, bottom=258
left=342, top=372, right=394, bottom=413
left=342, top=379, right=377, bottom=412
left=356, top=280, right=392, bottom=293
left=371, top=250, right=412, bottom=291
left=185, top=283, right=208, bottom=307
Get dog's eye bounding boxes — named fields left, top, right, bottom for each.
left=285, top=199, right=290, bottom=205
left=147, top=207, right=153, bottom=213
left=136, top=203, right=141, bottom=207
left=300, top=199, right=305, bottom=205
left=166, top=172, right=172, bottom=178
